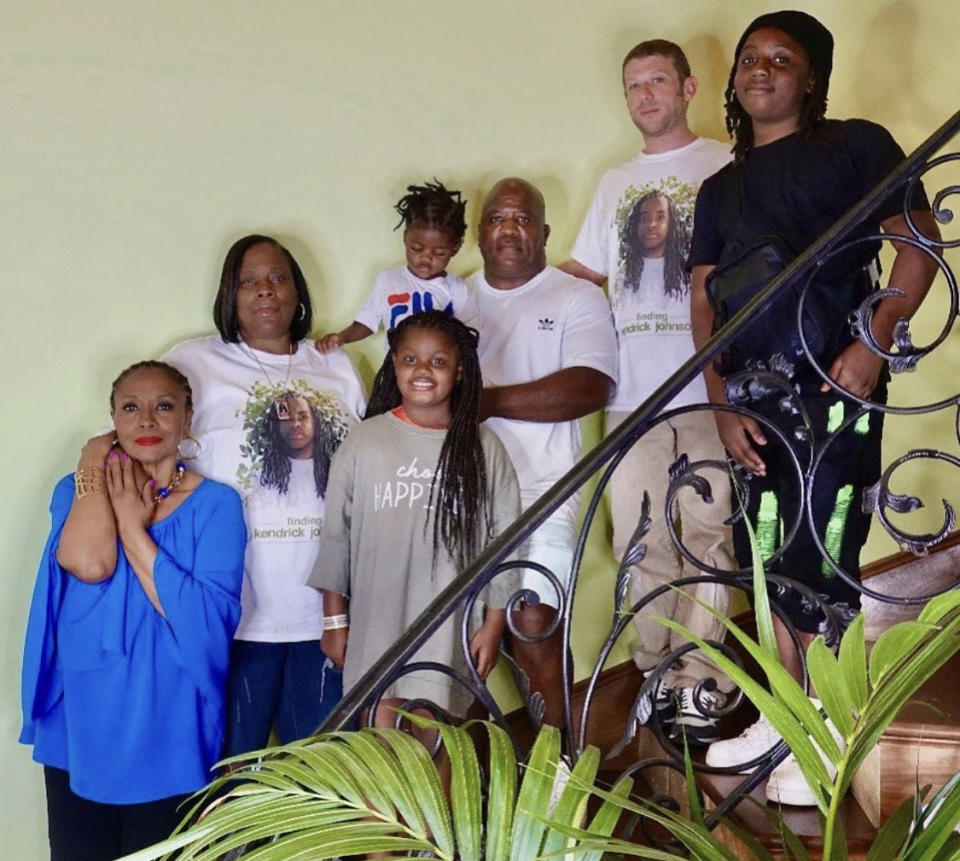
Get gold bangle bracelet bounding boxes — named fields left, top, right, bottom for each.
left=75, top=467, right=106, bottom=499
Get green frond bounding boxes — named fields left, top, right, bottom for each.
left=116, top=566, right=960, bottom=861
left=511, top=724, right=562, bottom=861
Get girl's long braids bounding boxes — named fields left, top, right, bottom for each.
left=724, top=62, right=828, bottom=162
left=394, top=179, right=467, bottom=245
left=260, top=394, right=336, bottom=497
left=621, top=191, right=690, bottom=300
left=366, top=311, right=490, bottom=571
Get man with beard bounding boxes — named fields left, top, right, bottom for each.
left=469, top=177, right=618, bottom=731
left=562, top=40, right=735, bottom=744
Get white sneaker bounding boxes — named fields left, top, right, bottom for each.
left=671, top=687, right=724, bottom=746
left=766, top=699, right=844, bottom=807
left=705, top=715, right=781, bottom=771
left=765, top=752, right=827, bottom=806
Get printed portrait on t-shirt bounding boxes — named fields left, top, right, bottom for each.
left=613, top=180, right=697, bottom=325
left=258, top=392, right=339, bottom=498
left=236, top=381, right=352, bottom=543
left=618, top=189, right=691, bottom=303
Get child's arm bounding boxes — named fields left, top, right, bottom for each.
left=316, top=321, right=374, bottom=354
left=469, top=607, right=505, bottom=679
left=321, top=589, right=350, bottom=668
left=558, top=259, right=605, bottom=287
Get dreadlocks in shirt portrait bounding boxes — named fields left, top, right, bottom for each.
left=162, top=235, right=367, bottom=759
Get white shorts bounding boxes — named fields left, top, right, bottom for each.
left=519, top=517, right=575, bottom=610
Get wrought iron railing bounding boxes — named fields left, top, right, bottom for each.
left=319, top=109, right=960, bottom=831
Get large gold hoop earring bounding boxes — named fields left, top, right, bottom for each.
left=177, top=436, right=202, bottom=461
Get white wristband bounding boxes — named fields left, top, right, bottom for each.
left=323, top=614, right=349, bottom=631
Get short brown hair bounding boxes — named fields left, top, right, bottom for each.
left=622, top=39, right=691, bottom=81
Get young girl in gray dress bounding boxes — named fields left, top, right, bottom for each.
left=310, top=311, right=520, bottom=728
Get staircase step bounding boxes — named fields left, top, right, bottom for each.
left=498, top=522, right=960, bottom=851
left=598, top=719, right=878, bottom=858
left=851, top=649, right=960, bottom=826
left=699, top=770, right=875, bottom=860
left=860, top=532, right=960, bottom=640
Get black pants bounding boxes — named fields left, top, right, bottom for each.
left=44, top=766, right=190, bottom=861
left=732, top=386, right=884, bottom=636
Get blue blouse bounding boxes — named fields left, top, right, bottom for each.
left=20, top=475, right=246, bottom=804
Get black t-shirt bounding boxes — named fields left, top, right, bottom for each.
left=689, top=118, right=927, bottom=281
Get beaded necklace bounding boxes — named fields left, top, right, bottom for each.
left=153, top=461, right=187, bottom=503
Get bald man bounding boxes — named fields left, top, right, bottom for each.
left=468, top=177, right=618, bottom=728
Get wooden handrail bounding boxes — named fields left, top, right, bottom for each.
left=862, top=530, right=960, bottom=580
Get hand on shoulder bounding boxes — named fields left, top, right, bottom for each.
left=316, top=333, right=343, bottom=354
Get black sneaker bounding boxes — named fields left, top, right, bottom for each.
left=636, top=673, right=676, bottom=727
left=670, top=686, right=723, bottom=746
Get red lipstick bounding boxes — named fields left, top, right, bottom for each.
left=135, top=436, right=163, bottom=446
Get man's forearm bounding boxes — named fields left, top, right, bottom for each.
left=481, top=367, right=614, bottom=422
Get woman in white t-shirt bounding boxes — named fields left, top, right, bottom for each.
left=163, top=235, right=366, bottom=757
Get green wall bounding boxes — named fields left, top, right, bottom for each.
left=3, top=2, right=958, bottom=855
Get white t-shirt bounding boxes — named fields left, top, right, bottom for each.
left=466, top=266, right=618, bottom=524
left=354, top=265, right=474, bottom=340
left=162, top=335, right=366, bottom=642
left=571, top=137, right=730, bottom=411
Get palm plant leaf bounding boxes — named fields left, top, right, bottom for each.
left=917, top=590, right=960, bottom=626
left=187, top=809, right=369, bottom=861
left=656, top=614, right=835, bottom=811
left=537, top=829, right=694, bottom=860
left=482, top=721, right=519, bottom=861
left=844, top=602, right=960, bottom=800
left=334, top=729, right=425, bottom=831
left=837, top=612, right=869, bottom=713
left=868, top=620, right=936, bottom=686
left=715, top=799, right=798, bottom=861
left=806, top=636, right=856, bottom=738
left=657, top=577, right=960, bottom=857
left=435, top=718, right=483, bottom=861
left=179, top=797, right=371, bottom=861
left=742, top=514, right=778, bottom=660
left=539, top=745, right=599, bottom=857
left=236, top=822, right=431, bottom=860
left=681, top=732, right=703, bottom=826
left=828, top=815, right=850, bottom=861
left=866, top=792, right=920, bottom=861
left=126, top=718, right=672, bottom=861
left=379, top=726, right=456, bottom=854
left=569, top=774, right=636, bottom=861
left=545, top=775, right=739, bottom=860
left=902, top=770, right=960, bottom=860
left=511, top=724, right=562, bottom=860
left=277, top=741, right=368, bottom=805
left=118, top=726, right=454, bottom=861
left=303, top=738, right=394, bottom=815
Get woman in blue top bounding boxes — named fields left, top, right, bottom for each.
left=20, top=361, right=246, bottom=860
